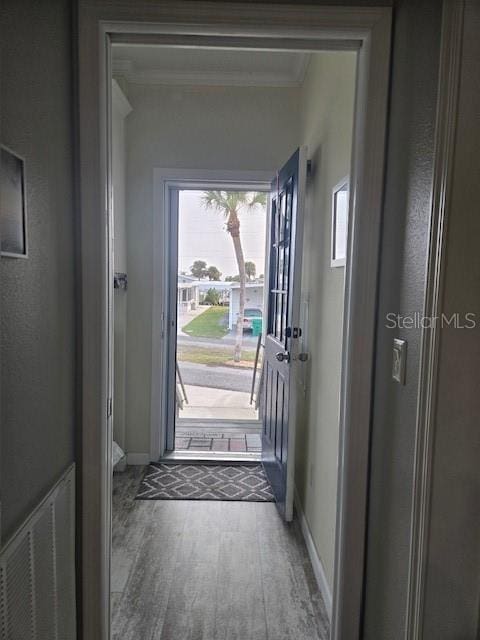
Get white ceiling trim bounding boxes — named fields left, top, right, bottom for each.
left=112, top=54, right=311, bottom=88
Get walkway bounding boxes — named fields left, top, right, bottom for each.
left=175, top=424, right=261, bottom=453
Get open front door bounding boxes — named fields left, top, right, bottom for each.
left=262, top=147, right=307, bottom=521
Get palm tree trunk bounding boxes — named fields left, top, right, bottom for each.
left=228, top=213, right=246, bottom=362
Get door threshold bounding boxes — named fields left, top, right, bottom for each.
left=160, top=450, right=262, bottom=463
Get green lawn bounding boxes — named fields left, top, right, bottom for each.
left=177, top=344, right=257, bottom=367
left=182, top=306, right=229, bottom=339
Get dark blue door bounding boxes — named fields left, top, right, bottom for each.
left=262, top=147, right=307, bottom=521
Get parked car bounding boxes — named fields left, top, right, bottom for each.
left=240, top=307, right=263, bottom=331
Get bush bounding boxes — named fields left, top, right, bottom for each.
left=203, top=288, right=220, bottom=305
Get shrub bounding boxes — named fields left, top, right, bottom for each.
left=203, top=288, right=220, bottom=305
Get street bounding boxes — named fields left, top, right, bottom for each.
left=177, top=361, right=254, bottom=393
left=177, top=333, right=259, bottom=349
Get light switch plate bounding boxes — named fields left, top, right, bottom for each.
left=392, top=338, right=407, bottom=384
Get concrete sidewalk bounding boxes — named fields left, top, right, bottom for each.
left=179, top=384, right=258, bottom=421
left=176, top=305, right=207, bottom=336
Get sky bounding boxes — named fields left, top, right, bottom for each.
left=178, top=190, right=267, bottom=279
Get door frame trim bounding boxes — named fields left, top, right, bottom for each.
left=404, top=2, right=465, bottom=638
left=151, top=168, right=273, bottom=461
left=77, top=4, right=392, bottom=638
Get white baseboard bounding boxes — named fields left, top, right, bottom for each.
left=294, top=488, right=333, bottom=620
left=126, top=452, right=150, bottom=465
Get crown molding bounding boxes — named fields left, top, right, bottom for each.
left=112, top=53, right=310, bottom=88
left=112, top=58, right=133, bottom=74
left=111, top=79, right=132, bottom=118
left=293, top=53, right=311, bottom=84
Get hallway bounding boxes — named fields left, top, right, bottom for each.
left=111, top=467, right=329, bottom=639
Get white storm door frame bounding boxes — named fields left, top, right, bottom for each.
left=151, top=169, right=273, bottom=460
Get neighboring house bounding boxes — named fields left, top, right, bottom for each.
left=177, top=274, right=199, bottom=312
left=178, top=277, right=232, bottom=310
left=228, top=282, right=264, bottom=329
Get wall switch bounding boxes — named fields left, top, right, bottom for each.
left=392, top=338, right=407, bottom=384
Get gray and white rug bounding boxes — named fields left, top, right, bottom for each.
left=136, top=463, right=275, bottom=502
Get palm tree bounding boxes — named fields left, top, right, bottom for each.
left=207, top=265, right=222, bottom=281
left=245, top=261, right=256, bottom=281
left=202, top=191, right=266, bottom=362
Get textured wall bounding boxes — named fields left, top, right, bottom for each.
left=0, top=0, right=76, bottom=540
left=363, top=0, right=442, bottom=636
left=123, top=83, right=300, bottom=454
left=295, top=52, right=356, bottom=591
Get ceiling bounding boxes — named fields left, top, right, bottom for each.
left=112, top=45, right=311, bottom=87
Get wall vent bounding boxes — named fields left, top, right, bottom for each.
left=0, top=465, right=76, bottom=639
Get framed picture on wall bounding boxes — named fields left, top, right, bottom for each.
left=331, top=176, right=349, bottom=268
left=1, top=145, right=28, bottom=258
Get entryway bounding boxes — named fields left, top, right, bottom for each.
left=110, top=43, right=355, bottom=639
left=78, top=5, right=392, bottom=639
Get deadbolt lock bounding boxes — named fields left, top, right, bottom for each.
left=286, top=326, right=302, bottom=339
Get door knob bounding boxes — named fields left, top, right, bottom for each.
left=276, top=351, right=290, bottom=363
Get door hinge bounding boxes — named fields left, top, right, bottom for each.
left=286, top=326, right=302, bottom=339
left=107, top=397, right=113, bottom=418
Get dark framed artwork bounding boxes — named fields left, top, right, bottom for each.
left=1, top=145, right=28, bottom=258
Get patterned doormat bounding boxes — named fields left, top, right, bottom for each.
left=136, top=463, right=275, bottom=502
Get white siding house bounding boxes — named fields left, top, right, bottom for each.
left=177, top=274, right=199, bottom=312
left=197, top=280, right=231, bottom=305
left=228, top=283, right=264, bottom=329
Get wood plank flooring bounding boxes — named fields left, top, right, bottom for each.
left=111, top=466, right=330, bottom=640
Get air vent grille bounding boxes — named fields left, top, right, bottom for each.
left=0, top=465, right=75, bottom=640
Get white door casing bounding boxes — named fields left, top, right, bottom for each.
left=77, top=4, right=392, bottom=638
left=151, top=169, right=273, bottom=460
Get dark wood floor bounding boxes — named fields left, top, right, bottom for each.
left=111, top=466, right=330, bottom=640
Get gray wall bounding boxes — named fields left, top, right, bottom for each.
left=363, top=0, right=442, bottom=637
left=0, top=0, right=76, bottom=541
